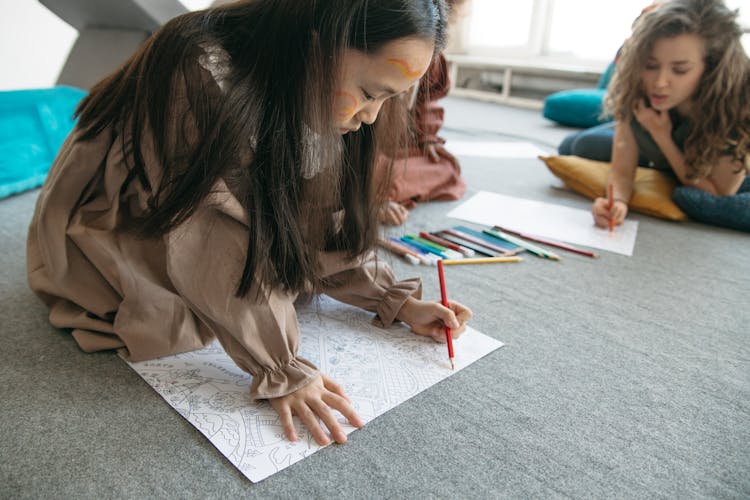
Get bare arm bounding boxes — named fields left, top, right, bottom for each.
left=650, top=133, right=746, bottom=195
left=591, top=120, right=638, bottom=227
left=705, top=156, right=747, bottom=196
left=633, top=99, right=746, bottom=195
left=610, top=120, right=639, bottom=202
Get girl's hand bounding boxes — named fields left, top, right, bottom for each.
left=592, top=197, right=628, bottom=228
left=425, top=143, right=441, bottom=163
left=396, top=296, right=473, bottom=342
left=378, top=201, right=409, bottom=226
left=269, top=374, right=364, bottom=446
left=633, top=98, right=672, bottom=140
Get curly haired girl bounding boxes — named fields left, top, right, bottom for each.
left=565, top=0, right=750, bottom=231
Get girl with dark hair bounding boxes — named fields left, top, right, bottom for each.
left=377, top=0, right=469, bottom=226
left=27, top=0, right=472, bottom=445
left=561, top=0, right=749, bottom=231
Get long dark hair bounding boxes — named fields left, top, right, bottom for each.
left=74, top=0, right=448, bottom=297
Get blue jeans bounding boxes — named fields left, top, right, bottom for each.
left=558, top=122, right=653, bottom=166
left=557, top=122, right=616, bottom=161
left=673, top=176, right=750, bottom=232
left=559, top=124, right=750, bottom=232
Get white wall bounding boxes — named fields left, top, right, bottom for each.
left=1, top=0, right=746, bottom=91
left=0, top=0, right=77, bottom=91
left=0, top=0, right=215, bottom=92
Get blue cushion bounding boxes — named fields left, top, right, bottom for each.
left=543, top=88, right=609, bottom=128
left=0, top=86, right=87, bottom=199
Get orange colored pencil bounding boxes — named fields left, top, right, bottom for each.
left=436, top=260, right=455, bottom=370
left=608, top=183, right=614, bottom=233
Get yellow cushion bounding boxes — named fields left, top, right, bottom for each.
left=540, top=155, right=688, bottom=221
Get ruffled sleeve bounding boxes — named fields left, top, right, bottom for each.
left=318, top=251, right=422, bottom=328
left=165, top=182, right=319, bottom=400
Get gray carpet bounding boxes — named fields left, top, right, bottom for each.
left=1, top=97, right=748, bottom=499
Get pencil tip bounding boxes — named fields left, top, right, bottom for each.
left=450, top=359, right=455, bottom=370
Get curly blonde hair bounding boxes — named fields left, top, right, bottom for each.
left=605, top=0, right=750, bottom=179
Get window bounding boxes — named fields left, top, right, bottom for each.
left=464, top=0, right=748, bottom=67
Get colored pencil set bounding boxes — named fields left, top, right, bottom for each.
left=380, top=225, right=598, bottom=369
left=378, top=224, right=597, bottom=265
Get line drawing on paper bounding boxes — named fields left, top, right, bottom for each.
left=126, top=295, right=503, bottom=482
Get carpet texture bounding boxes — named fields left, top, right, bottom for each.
left=1, top=97, right=748, bottom=499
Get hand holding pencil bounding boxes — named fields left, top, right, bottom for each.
left=592, top=186, right=628, bottom=230
left=395, top=295, right=473, bottom=348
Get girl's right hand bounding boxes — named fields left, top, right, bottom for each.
left=592, top=197, right=628, bottom=228
left=269, top=374, right=364, bottom=446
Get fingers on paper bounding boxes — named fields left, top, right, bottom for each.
left=272, top=401, right=299, bottom=443
left=322, top=374, right=363, bottom=428
left=322, top=390, right=363, bottom=431
left=293, top=401, right=331, bottom=446
left=308, top=398, right=347, bottom=444
left=322, top=374, right=348, bottom=402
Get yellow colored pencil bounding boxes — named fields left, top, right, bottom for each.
left=441, top=256, right=523, bottom=265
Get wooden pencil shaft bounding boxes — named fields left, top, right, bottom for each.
left=442, top=228, right=511, bottom=255
left=437, top=232, right=499, bottom=256
left=400, top=237, right=448, bottom=259
left=442, top=257, right=522, bottom=265
left=436, top=260, right=455, bottom=360
left=421, top=232, right=475, bottom=256
left=492, top=226, right=598, bottom=258
left=484, top=229, right=560, bottom=260
left=406, top=235, right=448, bottom=252
left=386, top=238, right=434, bottom=265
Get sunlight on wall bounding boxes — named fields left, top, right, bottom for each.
left=0, top=1, right=77, bottom=91
left=178, top=0, right=215, bottom=10
left=469, top=1, right=534, bottom=48
left=547, top=1, right=644, bottom=60
left=0, top=0, right=745, bottom=91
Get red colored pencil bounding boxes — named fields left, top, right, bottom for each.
left=608, top=183, right=614, bottom=233
left=436, top=260, right=455, bottom=370
left=493, top=226, right=599, bottom=258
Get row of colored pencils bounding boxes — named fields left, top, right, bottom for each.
left=378, top=225, right=597, bottom=265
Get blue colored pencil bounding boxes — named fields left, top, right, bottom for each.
left=453, top=226, right=519, bottom=251
left=400, top=236, right=449, bottom=259
left=483, top=228, right=560, bottom=260
left=389, top=237, right=438, bottom=264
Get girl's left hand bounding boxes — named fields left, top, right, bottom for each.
left=378, top=201, right=409, bottom=226
left=396, top=296, right=473, bottom=342
left=633, top=98, right=672, bottom=140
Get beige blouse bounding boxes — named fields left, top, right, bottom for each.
left=26, top=84, right=422, bottom=400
